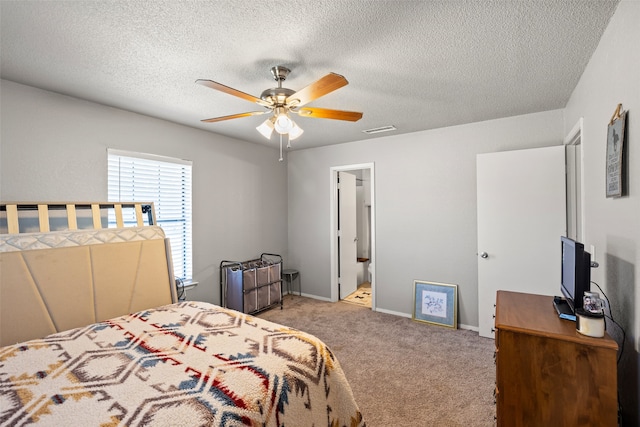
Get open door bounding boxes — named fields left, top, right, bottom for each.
left=477, top=146, right=566, bottom=338
left=338, top=171, right=358, bottom=299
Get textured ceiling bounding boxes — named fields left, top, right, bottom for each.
left=0, top=0, right=619, bottom=150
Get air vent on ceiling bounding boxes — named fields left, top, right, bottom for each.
left=362, top=125, right=397, bottom=135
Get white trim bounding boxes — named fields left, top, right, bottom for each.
left=329, top=163, right=376, bottom=310
left=459, top=324, right=479, bottom=332
left=375, top=307, right=412, bottom=318
left=293, top=300, right=479, bottom=332
left=299, top=293, right=332, bottom=302
left=563, top=118, right=585, bottom=241
left=563, top=117, right=583, bottom=146
left=108, top=148, right=192, bottom=166
left=375, top=307, right=477, bottom=331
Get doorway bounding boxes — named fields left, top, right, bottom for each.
left=330, top=163, right=376, bottom=310
left=564, top=118, right=584, bottom=242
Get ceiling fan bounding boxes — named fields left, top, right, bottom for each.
left=196, top=66, right=363, bottom=144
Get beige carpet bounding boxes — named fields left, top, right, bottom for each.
left=342, top=282, right=372, bottom=307
left=259, top=295, right=496, bottom=427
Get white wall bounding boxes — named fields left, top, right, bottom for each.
left=563, top=1, right=639, bottom=424
left=287, top=109, right=564, bottom=327
left=0, top=80, right=289, bottom=305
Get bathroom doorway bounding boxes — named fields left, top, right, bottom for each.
left=329, top=163, right=376, bottom=310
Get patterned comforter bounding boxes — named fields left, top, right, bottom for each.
left=0, top=302, right=365, bottom=426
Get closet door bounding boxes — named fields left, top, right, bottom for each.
left=476, top=146, right=566, bottom=338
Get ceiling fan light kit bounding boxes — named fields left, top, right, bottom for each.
left=288, top=122, right=304, bottom=140
left=197, top=65, right=362, bottom=159
left=273, top=107, right=294, bottom=134
left=256, top=118, right=275, bottom=139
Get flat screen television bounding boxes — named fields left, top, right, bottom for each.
left=560, top=236, right=591, bottom=313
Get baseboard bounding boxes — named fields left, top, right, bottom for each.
left=294, top=293, right=332, bottom=302
left=299, top=294, right=481, bottom=332
left=459, top=323, right=479, bottom=332
left=374, top=308, right=479, bottom=332
left=374, top=307, right=412, bottom=318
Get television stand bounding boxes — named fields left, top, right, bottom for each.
left=553, top=296, right=576, bottom=321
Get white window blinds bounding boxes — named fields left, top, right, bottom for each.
left=107, top=149, right=193, bottom=280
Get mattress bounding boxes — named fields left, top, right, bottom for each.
left=0, top=225, right=166, bottom=252
left=0, top=301, right=365, bottom=426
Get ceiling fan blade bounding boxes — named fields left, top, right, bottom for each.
left=296, top=107, right=363, bottom=122
left=201, top=111, right=267, bottom=123
left=286, top=73, right=349, bottom=107
left=196, top=79, right=272, bottom=107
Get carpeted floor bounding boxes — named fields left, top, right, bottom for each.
left=258, top=295, right=496, bottom=427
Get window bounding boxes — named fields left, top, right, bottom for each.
left=108, top=149, right=193, bottom=280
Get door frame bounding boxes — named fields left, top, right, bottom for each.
left=564, top=117, right=585, bottom=242
left=329, top=162, right=376, bottom=309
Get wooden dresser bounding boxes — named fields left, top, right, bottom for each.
left=495, top=290, right=618, bottom=426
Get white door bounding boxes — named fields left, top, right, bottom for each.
left=477, top=146, right=566, bottom=338
left=339, top=172, right=358, bottom=298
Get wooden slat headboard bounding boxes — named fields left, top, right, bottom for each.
left=0, top=202, right=177, bottom=347
left=1, top=201, right=156, bottom=234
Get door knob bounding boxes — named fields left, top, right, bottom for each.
left=480, top=252, right=489, bottom=259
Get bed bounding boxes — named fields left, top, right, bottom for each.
left=0, top=202, right=365, bottom=426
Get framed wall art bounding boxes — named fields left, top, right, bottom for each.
left=606, top=104, right=627, bottom=198
left=412, top=280, right=458, bottom=328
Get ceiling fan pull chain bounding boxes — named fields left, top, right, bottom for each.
left=287, top=134, right=291, bottom=149
left=279, top=134, right=284, bottom=162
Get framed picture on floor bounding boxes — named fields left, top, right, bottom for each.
left=413, top=280, right=458, bottom=328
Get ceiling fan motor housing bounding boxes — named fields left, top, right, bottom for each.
left=261, top=66, right=295, bottom=106
left=260, top=87, right=295, bottom=106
